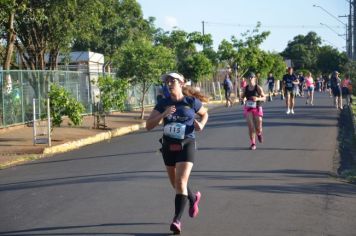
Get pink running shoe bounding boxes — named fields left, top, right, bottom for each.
left=250, top=144, right=256, bottom=150
left=170, top=220, right=181, bottom=234
left=189, top=191, right=201, bottom=218
left=257, top=134, right=263, bottom=143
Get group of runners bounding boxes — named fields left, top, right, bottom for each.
left=146, top=68, right=352, bottom=234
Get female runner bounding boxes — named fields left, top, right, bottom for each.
left=241, top=72, right=266, bottom=150
left=146, top=72, right=209, bottom=234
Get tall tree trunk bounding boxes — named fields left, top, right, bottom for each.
left=3, top=11, right=15, bottom=70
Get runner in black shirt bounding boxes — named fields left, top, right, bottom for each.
left=266, top=72, right=275, bottom=101
left=282, top=67, right=299, bottom=114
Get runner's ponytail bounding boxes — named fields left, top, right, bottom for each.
left=182, top=86, right=209, bottom=103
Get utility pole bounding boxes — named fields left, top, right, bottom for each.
left=353, top=0, right=356, bottom=60
left=202, top=21, right=205, bottom=35
left=340, top=0, right=353, bottom=59
left=348, top=2, right=353, bottom=59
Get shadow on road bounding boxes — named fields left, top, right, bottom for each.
left=0, top=170, right=166, bottom=192
left=0, top=222, right=169, bottom=236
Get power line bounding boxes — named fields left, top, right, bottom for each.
left=204, top=21, right=342, bottom=29
left=320, top=23, right=346, bottom=39
left=313, top=5, right=347, bottom=27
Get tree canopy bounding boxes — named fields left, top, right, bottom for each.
left=0, top=2, right=350, bottom=84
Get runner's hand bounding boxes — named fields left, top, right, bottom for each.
left=250, top=96, right=257, bottom=102
left=194, top=119, right=204, bottom=131
left=163, top=106, right=176, bottom=117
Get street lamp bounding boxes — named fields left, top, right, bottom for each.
left=313, top=5, right=347, bottom=27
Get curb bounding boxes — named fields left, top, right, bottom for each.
left=43, top=122, right=146, bottom=156
left=0, top=122, right=146, bottom=169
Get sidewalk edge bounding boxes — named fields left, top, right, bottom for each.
left=0, top=122, right=146, bottom=169
left=43, top=122, right=146, bottom=156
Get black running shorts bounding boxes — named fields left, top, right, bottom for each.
left=161, top=137, right=196, bottom=166
left=284, top=89, right=295, bottom=98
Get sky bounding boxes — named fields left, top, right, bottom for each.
left=136, top=0, right=349, bottom=53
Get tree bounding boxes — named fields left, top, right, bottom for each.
left=154, top=29, right=214, bottom=82
left=12, top=0, right=105, bottom=70
left=1, top=0, right=16, bottom=70
left=317, top=46, right=348, bottom=75
left=269, top=53, right=287, bottom=80
left=0, top=0, right=27, bottom=69
left=217, top=39, right=238, bottom=67
left=72, top=0, right=150, bottom=62
left=97, top=75, right=129, bottom=113
left=217, top=22, right=271, bottom=77
left=115, top=38, right=176, bottom=119
left=180, top=52, right=213, bottom=83
left=281, top=31, right=322, bottom=70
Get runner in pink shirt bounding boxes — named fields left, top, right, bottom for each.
left=305, top=72, right=315, bottom=105
left=342, top=75, right=352, bottom=106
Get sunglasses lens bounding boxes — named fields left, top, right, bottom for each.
left=166, top=78, right=178, bottom=84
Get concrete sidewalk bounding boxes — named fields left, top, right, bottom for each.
left=0, top=101, right=224, bottom=169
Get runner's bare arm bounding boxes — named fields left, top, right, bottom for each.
left=257, top=86, right=266, bottom=102
left=146, top=106, right=176, bottom=131
left=194, top=106, right=208, bottom=132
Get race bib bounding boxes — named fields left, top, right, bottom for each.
left=245, top=100, right=257, bottom=108
left=286, top=82, right=293, bottom=88
left=163, top=122, right=186, bottom=140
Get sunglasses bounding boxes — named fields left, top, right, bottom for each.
left=165, top=77, right=180, bottom=84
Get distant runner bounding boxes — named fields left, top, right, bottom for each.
left=330, top=71, right=342, bottom=110
left=282, top=67, right=299, bottom=114
left=305, top=72, right=315, bottom=105
left=241, top=72, right=266, bottom=150
left=266, top=72, right=275, bottom=101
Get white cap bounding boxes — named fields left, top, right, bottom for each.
left=161, top=72, right=185, bottom=83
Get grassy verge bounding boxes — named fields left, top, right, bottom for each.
left=340, top=95, right=356, bottom=183
left=352, top=95, right=356, bottom=114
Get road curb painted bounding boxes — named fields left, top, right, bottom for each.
left=43, top=122, right=146, bottom=156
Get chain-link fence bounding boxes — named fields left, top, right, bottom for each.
left=0, top=70, right=158, bottom=128
left=0, top=69, right=221, bottom=128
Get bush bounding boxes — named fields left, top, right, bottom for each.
left=97, top=76, right=129, bottom=113
left=48, top=84, right=85, bottom=127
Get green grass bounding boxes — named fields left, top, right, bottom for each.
left=341, top=95, right=356, bottom=184
left=341, top=169, right=356, bottom=183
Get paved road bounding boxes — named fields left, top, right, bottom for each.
left=1, top=92, right=356, bottom=236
